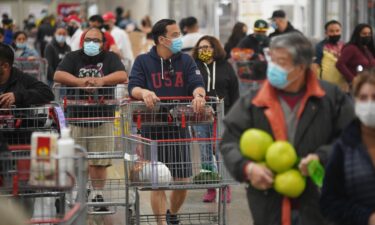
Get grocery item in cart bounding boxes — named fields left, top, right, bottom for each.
left=170, top=104, right=215, bottom=123
left=140, top=161, right=172, bottom=184
left=57, top=128, right=75, bottom=186
left=29, top=132, right=59, bottom=187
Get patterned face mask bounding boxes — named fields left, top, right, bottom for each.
left=198, top=50, right=214, bottom=63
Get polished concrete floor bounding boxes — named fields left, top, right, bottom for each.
left=87, top=185, right=253, bottom=225
left=29, top=149, right=253, bottom=225
left=85, top=157, right=254, bottom=225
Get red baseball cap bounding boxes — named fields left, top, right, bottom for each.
left=64, top=15, right=81, bottom=24
left=102, top=12, right=116, bottom=21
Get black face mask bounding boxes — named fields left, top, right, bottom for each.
left=67, top=26, right=77, bottom=37
left=254, top=34, right=267, bottom=43
left=327, top=35, right=341, bottom=44
left=102, top=24, right=110, bottom=31
left=360, top=36, right=372, bottom=46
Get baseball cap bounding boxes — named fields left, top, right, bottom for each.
left=64, top=15, right=81, bottom=24
left=2, top=18, right=13, bottom=25
left=102, top=12, right=116, bottom=21
left=269, top=10, right=286, bottom=19
left=254, top=19, right=269, bottom=32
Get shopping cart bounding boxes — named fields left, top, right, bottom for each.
left=0, top=105, right=88, bottom=224
left=53, top=85, right=129, bottom=216
left=122, top=97, right=236, bottom=225
left=230, top=48, right=266, bottom=95
left=0, top=105, right=64, bottom=145
left=0, top=145, right=88, bottom=224
left=13, top=58, right=48, bottom=84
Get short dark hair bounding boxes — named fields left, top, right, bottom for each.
left=83, top=27, right=106, bottom=44
left=184, top=17, right=198, bottom=29
left=13, top=31, right=27, bottom=41
left=192, top=35, right=227, bottom=61
left=152, top=19, right=176, bottom=45
left=0, top=43, right=14, bottom=66
left=179, top=18, right=187, bottom=35
left=89, top=15, right=104, bottom=25
left=324, top=20, right=341, bottom=31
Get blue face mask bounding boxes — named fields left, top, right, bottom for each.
left=267, top=62, right=294, bottom=89
left=271, top=22, right=278, bottom=30
left=16, top=42, right=27, bottom=49
left=55, top=35, right=66, bottom=43
left=83, top=41, right=101, bottom=56
left=168, top=37, right=183, bottom=54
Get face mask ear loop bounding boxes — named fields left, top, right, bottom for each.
left=160, top=57, right=164, bottom=80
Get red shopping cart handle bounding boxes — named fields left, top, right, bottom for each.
left=8, top=145, right=31, bottom=151
left=129, top=96, right=214, bottom=101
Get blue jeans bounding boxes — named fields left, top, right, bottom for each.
left=193, top=124, right=217, bottom=172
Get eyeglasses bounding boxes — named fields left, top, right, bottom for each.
left=83, top=38, right=102, bottom=43
left=197, top=45, right=213, bottom=50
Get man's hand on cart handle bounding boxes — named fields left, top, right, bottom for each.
left=87, top=77, right=105, bottom=87
left=0, top=92, right=15, bottom=108
left=192, top=89, right=206, bottom=113
left=77, top=77, right=93, bottom=88
left=142, top=90, right=160, bottom=109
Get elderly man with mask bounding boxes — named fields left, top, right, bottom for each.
left=54, top=27, right=127, bottom=212
left=220, top=32, right=354, bottom=225
left=269, top=10, right=301, bottom=39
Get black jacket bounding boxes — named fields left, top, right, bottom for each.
left=320, top=119, right=375, bottom=225
left=220, top=72, right=354, bottom=225
left=237, top=34, right=270, bottom=80
left=269, top=22, right=301, bottom=39
left=44, top=39, right=71, bottom=81
left=237, top=34, right=269, bottom=55
left=2, top=67, right=54, bottom=107
left=195, top=59, right=239, bottom=114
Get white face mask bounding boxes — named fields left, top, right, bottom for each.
left=355, top=101, right=375, bottom=127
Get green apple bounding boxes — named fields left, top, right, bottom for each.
left=257, top=161, right=268, bottom=167
left=274, top=169, right=306, bottom=198
left=266, top=141, right=297, bottom=173
left=240, top=128, right=273, bottom=161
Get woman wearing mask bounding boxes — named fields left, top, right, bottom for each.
left=44, top=26, right=71, bottom=86
left=336, top=24, right=375, bottom=85
left=192, top=35, right=239, bottom=203
left=320, top=69, right=375, bottom=225
left=12, top=31, right=39, bottom=59
left=224, top=22, right=247, bottom=59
